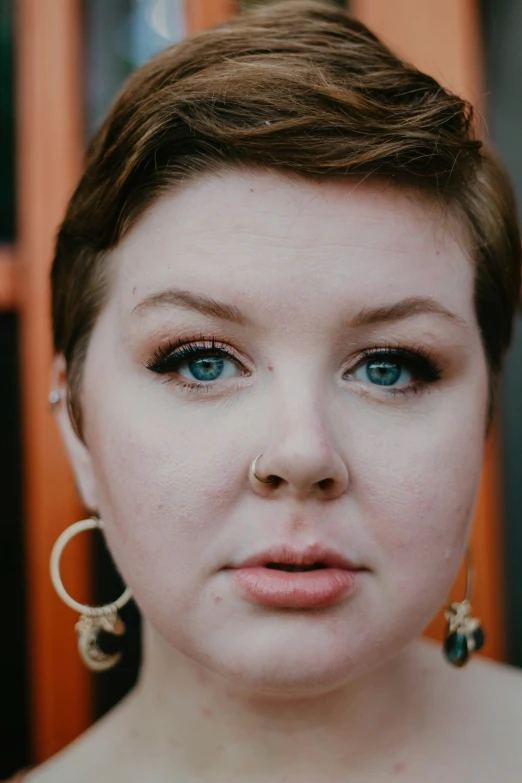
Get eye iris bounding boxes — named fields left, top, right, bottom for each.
left=188, top=356, right=224, bottom=382
left=366, top=360, right=402, bottom=386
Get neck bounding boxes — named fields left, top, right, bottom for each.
left=111, top=623, right=442, bottom=782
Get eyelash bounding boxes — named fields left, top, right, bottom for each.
left=145, top=335, right=246, bottom=392
left=144, top=334, right=444, bottom=398
left=355, top=343, right=443, bottom=398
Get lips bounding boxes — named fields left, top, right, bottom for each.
left=227, top=544, right=364, bottom=608
left=266, top=563, right=326, bottom=572
left=234, top=543, right=360, bottom=571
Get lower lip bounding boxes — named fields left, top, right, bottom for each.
left=229, top=567, right=360, bottom=608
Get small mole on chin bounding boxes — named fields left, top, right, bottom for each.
left=268, top=364, right=273, bottom=371
left=393, top=762, right=406, bottom=773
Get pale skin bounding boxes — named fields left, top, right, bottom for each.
left=29, top=170, right=522, bottom=783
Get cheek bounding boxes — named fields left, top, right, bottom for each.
left=83, top=390, right=249, bottom=602
left=355, top=396, right=486, bottom=607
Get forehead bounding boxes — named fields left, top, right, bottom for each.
left=109, top=169, right=474, bottom=322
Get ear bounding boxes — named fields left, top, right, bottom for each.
left=51, top=354, right=99, bottom=512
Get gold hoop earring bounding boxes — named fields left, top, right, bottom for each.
left=50, top=516, right=133, bottom=672
left=443, top=548, right=485, bottom=667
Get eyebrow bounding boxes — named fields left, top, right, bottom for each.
left=131, top=288, right=467, bottom=330
left=347, top=296, right=468, bottom=329
left=131, top=288, right=249, bottom=325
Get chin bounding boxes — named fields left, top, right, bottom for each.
left=177, top=615, right=406, bottom=697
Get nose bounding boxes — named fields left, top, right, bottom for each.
left=249, top=390, right=349, bottom=501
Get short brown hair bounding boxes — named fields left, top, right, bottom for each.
left=51, top=0, right=521, bottom=438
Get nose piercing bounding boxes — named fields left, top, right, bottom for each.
left=251, top=453, right=277, bottom=484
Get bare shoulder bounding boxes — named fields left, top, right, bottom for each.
left=453, top=652, right=522, bottom=778
left=424, top=636, right=522, bottom=716
left=24, top=690, right=139, bottom=783
left=461, top=648, right=522, bottom=728
left=418, top=638, right=522, bottom=778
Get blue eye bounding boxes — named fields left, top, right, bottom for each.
left=146, top=339, right=443, bottom=397
left=355, top=359, right=412, bottom=387
left=179, top=354, right=238, bottom=383
left=182, top=356, right=224, bottom=382
left=350, top=348, right=440, bottom=394
left=145, top=338, right=244, bottom=388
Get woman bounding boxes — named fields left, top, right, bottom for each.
left=11, top=1, right=522, bottom=780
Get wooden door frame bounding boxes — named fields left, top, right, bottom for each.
left=15, top=0, right=91, bottom=762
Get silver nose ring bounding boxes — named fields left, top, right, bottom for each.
left=251, top=453, right=277, bottom=484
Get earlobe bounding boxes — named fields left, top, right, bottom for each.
left=51, top=354, right=99, bottom=512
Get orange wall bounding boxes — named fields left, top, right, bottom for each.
left=185, top=0, right=236, bottom=35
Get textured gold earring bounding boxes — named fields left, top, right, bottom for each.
left=443, top=548, right=485, bottom=667
left=50, top=516, right=133, bottom=671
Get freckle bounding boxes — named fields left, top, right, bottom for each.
left=268, top=364, right=273, bottom=371
left=393, top=762, right=406, bottom=773
left=214, top=594, right=222, bottom=603
left=132, top=286, right=136, bottom=294
left=202, top=706, right=213, bottom=718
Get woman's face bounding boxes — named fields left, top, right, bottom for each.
left=60, top=169, right=489, bottom=693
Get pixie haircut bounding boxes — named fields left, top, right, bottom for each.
left=51, top=0, right=521, bottom=438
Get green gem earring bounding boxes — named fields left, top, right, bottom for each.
left=443, top=548, right=485, bottom=667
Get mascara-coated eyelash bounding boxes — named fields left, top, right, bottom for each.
left=347, top=342, right=444, bottom=397
left=145, top=336, right=444, bottom=397
left=145, top=335, right=246, bottom=388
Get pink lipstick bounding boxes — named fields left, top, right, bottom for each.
left=228, top=544, right=364, bottom=608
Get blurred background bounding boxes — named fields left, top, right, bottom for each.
left=1, top=0, right=521, bottom=777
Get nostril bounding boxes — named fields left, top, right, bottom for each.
left=318, top=478, right=334, bottom=491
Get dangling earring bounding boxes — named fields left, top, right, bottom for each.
left=50, top=516, right=133, bottom=672
left=443, top=548, right=485, bottom=667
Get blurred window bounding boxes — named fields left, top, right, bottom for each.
left=84, top=0, right=185, bottom=139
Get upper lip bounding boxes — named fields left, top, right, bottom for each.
left=232, top=543, right=362, bottom=570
